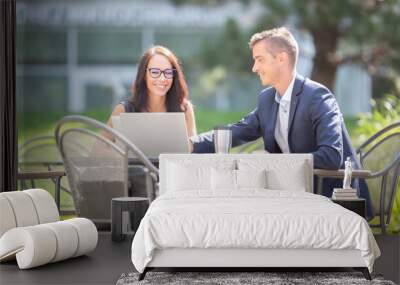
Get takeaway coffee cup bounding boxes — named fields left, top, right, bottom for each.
left=213, top=126, right=232, bottom=154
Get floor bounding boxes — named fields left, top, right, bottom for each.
left=373, top=234, right=400, bottom=284
left=0, top=232, right=134, bottom=285
left=1, top=233, right=398, bottom=285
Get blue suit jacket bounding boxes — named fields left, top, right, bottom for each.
left=193, top=74, right=373, bottom=219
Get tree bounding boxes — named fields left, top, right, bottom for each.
left=255, top=0, right=400, bottom=92
left=199, top=18, right=252, bottom=74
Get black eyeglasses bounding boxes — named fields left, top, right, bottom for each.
left=148, top=68, right=176, bottom=79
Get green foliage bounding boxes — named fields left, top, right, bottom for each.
left=256, top=0, right=400, bottom=51
left=255, top=0, right=400, bottom=92
left=192, top=66, right=228, bottom=100
left=193, top=18, right=256, bottom=104
left=198, top=18, right=252, bottom=75
left=352, top=94, right=400, bottom=147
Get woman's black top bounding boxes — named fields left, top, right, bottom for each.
left=119, top=99, right=137, bottom=113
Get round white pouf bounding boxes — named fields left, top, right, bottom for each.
left=65, top=218, right=98, bottom=257
left=0, top=225, right=57, bottom=269
left=0, top=218, right=98, bottom=269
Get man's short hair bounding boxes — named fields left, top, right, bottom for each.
left=249, top=27, right=299, bottom=68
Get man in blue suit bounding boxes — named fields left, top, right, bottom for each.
left=191, top=27, right=372, bottom=219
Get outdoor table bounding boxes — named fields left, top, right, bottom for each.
left=313, top=168, right=372, bottom=195
left=17, top=170, right=66, bottom=210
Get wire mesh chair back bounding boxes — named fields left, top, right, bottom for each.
left=356, top=122, right=400, bottom=232
left=55, top=115, right=159, bottom=227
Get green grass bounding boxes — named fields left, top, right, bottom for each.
left=18, top=108, right=248, bottom=141
left=194, top=108, right=249, bottom=133
left=17, top=109, right=111, bottom=143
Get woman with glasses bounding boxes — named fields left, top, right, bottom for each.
left=105, top=45, right=197, bottom=138
left=104, top=45, right=197, bottom=201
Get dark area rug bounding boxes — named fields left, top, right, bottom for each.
left=116, top=271, right=396, bottom=285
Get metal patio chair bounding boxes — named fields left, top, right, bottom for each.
left=18, top=135, right=65, bottom=187
left=356, top=122, right=400, bottom=233
left=18, top=135, right=73, bottom=213
left=55, top=115, right=159, bottom=229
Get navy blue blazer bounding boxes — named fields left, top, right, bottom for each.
left=193, top=74, right=373, bottom=219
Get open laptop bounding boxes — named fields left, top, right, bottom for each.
left=111, top=112, right=189, bottom=159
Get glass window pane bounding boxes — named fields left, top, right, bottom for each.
left=154, top=30, right=215, bottom=59
left=17, top=75, right=68, bottom=113
left=78, top=27, right=142, bottom=64
left=17, top=28, right=67, bottom=64
left=85, top=83, right=114, bottom=110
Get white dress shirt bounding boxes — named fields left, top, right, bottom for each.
left=274, top=75, right=296, bottom=153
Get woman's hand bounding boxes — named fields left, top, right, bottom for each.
left=188, top=139, right=194, bottom=153
left=184, top=102, right=197, bottom=137
left=102, top=104, right=125, bottom=142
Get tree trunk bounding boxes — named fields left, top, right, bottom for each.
left=310, top=28, right=339, bottom=93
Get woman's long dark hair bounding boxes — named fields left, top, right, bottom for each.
left=130, top=45, right=189, bottom=112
